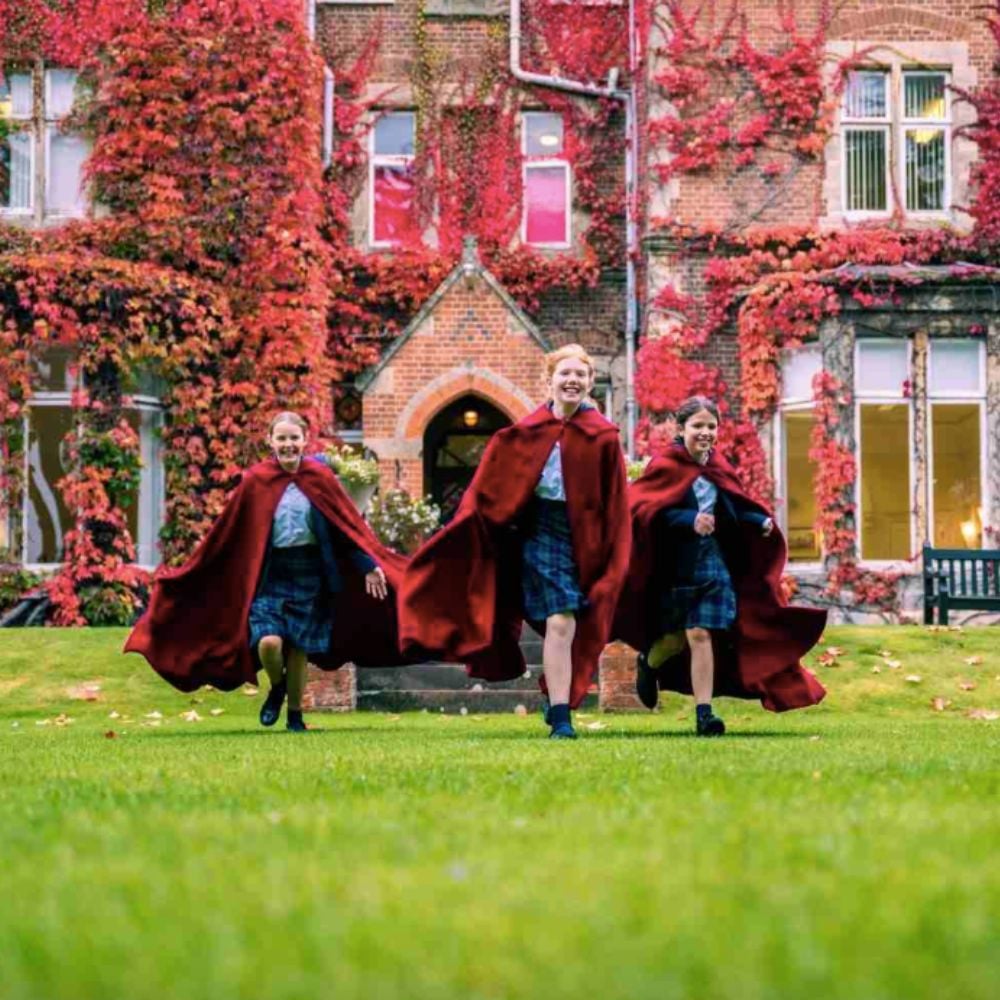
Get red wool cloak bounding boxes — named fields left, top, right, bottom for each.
left=124, top=457, right=409, bottom=693
left=399, top=404, right=632, bottom=709
left=613, top=444, right=827, bottom=712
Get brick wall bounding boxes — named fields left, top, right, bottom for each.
left=362, top=266, right=549, bottom=495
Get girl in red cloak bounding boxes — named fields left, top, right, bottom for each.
left=126, top=412, right=405, bottom=732
left=400, top=344, right=631, bottom=739
left=614, top=396, right=826, bottom=735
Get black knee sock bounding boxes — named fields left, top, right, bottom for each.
left=548, top=703, right=571, bottom=728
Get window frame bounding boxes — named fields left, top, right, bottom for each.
left=521, top=110, right=572, bottom=250
left=841, top=69, right=891, bottom=219
left=776, top=344, right=823, bottom=566
left=854, top=338, right=915, bottom=565
left=900, top=69, right=951, bottom=217
left=22, top=384, right=165, bottom=572
left=368, top=110, right=416, bottom=249
left=926, top=339, right=987, bottom=549
left=1, top=70, right=36, bottom=217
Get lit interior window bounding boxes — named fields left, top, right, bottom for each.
left=859, top=403, right=910, bottom=560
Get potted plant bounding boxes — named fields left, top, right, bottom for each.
left=367, top=489, right=442, bottom=554
left=324, top=444, right=381, bottom=513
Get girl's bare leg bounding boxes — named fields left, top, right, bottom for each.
left=257, top=635, right=285, bottom=687
left=285, top=646, right=309, bottom=711
left=543, top=612, right=576, bottom=706
left=686, top=627, right=714, bottom=703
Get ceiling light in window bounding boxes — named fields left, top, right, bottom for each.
left=538, top=133, right=560, bottom=148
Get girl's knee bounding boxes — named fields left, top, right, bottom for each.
left=258, top=635, right=283, bottom=657
left=546, top=613, right=575, bottom=641
left=686, top=627, right=711, bottom=646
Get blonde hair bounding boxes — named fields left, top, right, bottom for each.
left=545, top=343, right=595, bottom=380
left=267, top=411, right=309, bottom=437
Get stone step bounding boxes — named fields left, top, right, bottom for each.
left=357, top=663, right=543, bottom=692
left=357, top=688, right=599, bottom=714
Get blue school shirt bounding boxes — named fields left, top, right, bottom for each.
left=534, top=401, right=595, bottom=501
left=692, top=475, right=717, bottom=515
left=271, top=482, right=317, bottom=548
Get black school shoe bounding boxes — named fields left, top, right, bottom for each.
left=695, top=710, right=726, bottom=737
left=286, top=709, right=307, bottom=733
left=547, top=703, right=577, bottom=740
left=259, top=679, right=286, bottom=727
left=635, top=650, right=659, bottom=710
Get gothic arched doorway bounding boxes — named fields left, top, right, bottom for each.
left=424, top=395, right=511, bottom=523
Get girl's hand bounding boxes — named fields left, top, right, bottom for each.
left=693, top=512, right=715, bottom=536
left=761, top=517, right=775, bottom=537
left=365, top=566, right=388, bottom=600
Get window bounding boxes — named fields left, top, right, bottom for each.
left=370, top=111, right=416, bottom=247
left=523, top=111, right=570, bottom=248
left=928, top=340, right=985, bottom=548
left=856, top=340, right=912, bottom=561
left=45, top=69, right=88, bottom=217
left=841, top=68, right=950, bottom=216
left=778, top=346, right=821, bottom=562
left=1, top=72, right=34, bottom=214
left=23, top=352, right=164, bottom=568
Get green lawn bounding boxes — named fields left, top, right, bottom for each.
left=0, top=625, right=998, bottom=1000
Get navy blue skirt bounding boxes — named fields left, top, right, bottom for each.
left=656, top=536, right=737, bottom=633
left=521, top=499, right=586, bottom=621
left=248, top=545, right=331, bottom=657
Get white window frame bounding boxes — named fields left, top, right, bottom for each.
left=521, top=111, right=571, bottom=250
left=854, top=338, right=915, bottom=566
left=900, top=69, right=951, bottom=217
left=368, top=110, right=416, bottom=249
left=841, top=69, right=891, bottom=219
left=43, top=67, right=88, bottom=219
left=22, top=388, right=165, bottom=571
left=775, top=344, right=823, bottom=566
left=1, top=70, right=36, bottom=217
left=926, top=339, right=987, bottom=550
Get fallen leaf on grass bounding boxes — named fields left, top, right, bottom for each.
left=809, top=735, right=821, bottom=742
left=142, top=719, right=162, bottom=728
left=905, top=675, right=923, bottom=684
left=967, top=708, right=999, bottom=721
left=209, top=708, right=224, bottom=717
left=387, top=714, right=401, bottom=722
left=884, top=659, right=902, bottom=670
left=825, top=646, right=844, bottom=657
left=871, top=665, right=882, bottom=674
left=931, top=697, right=951, bottom=712
left=963, top=655, right=984, bottom=666
left=242, top=685, right=259, bottom=697
left=144, top=710, right=163, bottom=720
left=585, top=721, right=608, bottom=731
left=924, top=625, right=944, bottom=633
left=948, top=625, right=963, bottom=632
left=108, top=710, right=121, bottom=719
left=878, top=648, right=893, bottom=658
left=67, top=683, right=101, bottom=701
left=959, top=680, right=977, bottom=691
left=35, top=719, right=51, bottom=727
left=180, top=710, right=202, bottom=722
left=513, top=704, right=528, bottom=717
left=104, top=730, right=117, bottom=739
left=54, top=714, right=74, bottom=726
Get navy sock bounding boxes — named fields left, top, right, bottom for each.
left=548, top=703, right=571, bottom=728
left=696, top=703, right=713, bottom=721
left=287, top=708, right=303, bottom=723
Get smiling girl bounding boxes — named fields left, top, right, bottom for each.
left=614, top=396, right=826, bottom=733
left=400, top=344, right=631, bottom=739
left=126, top=411, right=406, bottom=731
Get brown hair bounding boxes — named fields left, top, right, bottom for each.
left=674, top=395, right=720, bottom=428
left=544, top=343, right=595, bottom=379
left=267, top=411, right=309, bottom=437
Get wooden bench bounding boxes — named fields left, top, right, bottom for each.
left=922, top=544, right=1000, bottom=625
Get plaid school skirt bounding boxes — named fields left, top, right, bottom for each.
left=521, top=499, right=586, bottom=621
left=657, top=535, right=737, bottom=633
left=248, top=545, right=331, bottom=657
